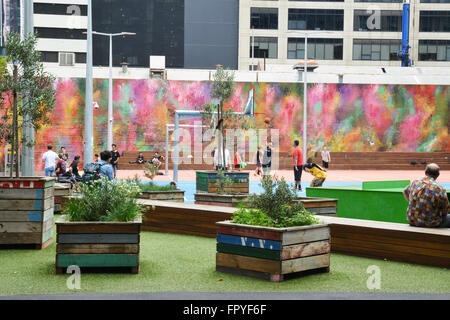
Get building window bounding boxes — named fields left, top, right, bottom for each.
left=353, top=39, right=401, bottom=61
left=34, top=3, right=88, bottom=16
left=288, top=38, right=343, bottom=60
left=250, top=8, right=278, bottom=30
left=250, top=37, right=278, bottom=59
left=40, top=51, right=59, bottom=63
left=419, top=40, right=450, bottom=61
left=420, top=0, right=450, bottom=3
left=420, top=11, right=450, bottom=32
left=354, top=10, right=402, bottom=32
left=354, top=0, right=402, bottom=2
left=288, top=9, right=344, bottom=31
left=34, top=27, right=87, bottom=40
left=75, top=53, right=87, bottom=64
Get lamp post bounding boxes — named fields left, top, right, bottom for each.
left=85, top=31, right=136, bottom=149
left=84, top=0, right=94, bottom=165
left=290, top=30, right=334, bottom=163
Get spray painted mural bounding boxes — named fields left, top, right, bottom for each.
left=8, top=78, right=450, bottom=170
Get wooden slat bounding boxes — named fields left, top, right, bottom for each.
left=281, top=241, right=331, bottom=260
left=0, top=178, right=55, bottom=189
left=217, top=225, right=282, bottom=241
left=217, top=243, right=281, bottom=260
left=281, top=227, right=330, bottom=245
left=216, top=265, right=283, bottom=282
left=281, top=253, right=330, bottom=274
left=56, top=253, right=139, bottom=268
left=0, top=187, right=53, bottom=200
left=0, top=207, right=52, bottom=222
left=57, top=223, right=141, bottom=234
left=0, top=197, right=53, bottom=211
left=0, top=232, right=42, bottom=244
left=0, top=221, right=42, bottom=233
left=57, top=233, right=139, bottom=244
left=217, top=233, right=281, bottom=250
left=57, top=243, right=139, bottom=254
left=216, top=252, right=281, bottom=274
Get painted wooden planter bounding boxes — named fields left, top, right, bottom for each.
left=55, top=216, right=141, bottom=274
left=0, top=177, right=55, bottom=249
left=296, top=197, right=338, bottom=216
left=216, top=221, right=330, bottom=282
left=194, top=193, right=248, bottom=207
left=54, top=183, right=72, bottom=213
left=196, top=171, right=249, bottom=194
left=138, top=190, right=184, bottom=202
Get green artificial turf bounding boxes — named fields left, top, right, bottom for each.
left=0, top=226, right=448, bottom=296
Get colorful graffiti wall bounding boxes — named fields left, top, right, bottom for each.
left=5, top=78, right=450, bottom=170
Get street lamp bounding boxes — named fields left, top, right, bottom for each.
left=290, top=30, right=335, bottom=163
left=84, top=31, right=136, bottom=149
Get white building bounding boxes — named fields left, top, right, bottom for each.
left=239, top=0, right=450, bottom=71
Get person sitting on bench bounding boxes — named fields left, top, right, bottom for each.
left=129, top=152, right=146, bottom=164
left=403, top=163, right=449, bottom=228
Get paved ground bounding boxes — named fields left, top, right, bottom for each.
left=1, top=292, right=449, bottom=300
left=115, top=169, right=450, bottom=183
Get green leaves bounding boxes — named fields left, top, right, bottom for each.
left=64, top=178, right=143, bottom=222
left=215, top=169, right=233, bottom=194
left=232, top=175, right=319, bottom=228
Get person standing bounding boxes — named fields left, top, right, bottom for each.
left=110, top=144, right=120, bottom=178
left=214, top=147, right=232, bottom=171
left=293, top=140, right=303, bottom=191
left=253, top=146, right=262, bottom=176
left=42, top=145, right=59, bottom=177
left=403, top=163, right=449, bottom=228
left=262, top=142, right=272, bottom=176
left=234, top=148, right=242, bottom=171
left=321, top=146, right=331, bottom=169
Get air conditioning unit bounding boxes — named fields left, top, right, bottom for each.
left=59, top=52, right=75, bottom=66
left=149, top=55, right=166, bottom=79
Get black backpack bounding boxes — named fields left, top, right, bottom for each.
left=81, top=162, right=105, bottom=184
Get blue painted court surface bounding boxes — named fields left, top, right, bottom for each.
left=146, top=180, right=450, bottom=204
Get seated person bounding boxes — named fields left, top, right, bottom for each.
left=151, top=152, right=164, bottom=168
left=97, top=151, right=114, bottom=181
left=129, top=152, right=146, bottom=164
left=303, top=158, right=327, bottom=187
left=56, top=153, right=76, bottom=184
left=70, top=156, right=82, bottom=181
left=403, top=163, right=449, bottom=228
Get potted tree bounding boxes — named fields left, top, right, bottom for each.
left=194, top=66, right=252, bottom=206
left=56, top=178, right=143, bottom=274
left=0, top=33, right=56, bottom=249
left=133, top=162, right=184, bottom=202
left=216, top=175, right=330, bottom=282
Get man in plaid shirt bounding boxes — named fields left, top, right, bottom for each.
left=403, top=163, right=449, bottom=228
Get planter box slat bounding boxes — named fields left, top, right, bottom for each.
left=0, top=208, right=53, bottom=222
left=0, top=197, right=53, bottom=211
left=0, top=232, right=42, bottom=244
left=216, top=252, right=281, bottom=274
left=0, top=178, right=55, bottom=189
left=217, top=243, right=281, bottom=260
left=138, top=190, right=184, bottom=202
left=216, top=266, right=283, bottom=282
left=56, top=254, right=139, bottom=268
left=56, top=243, right=139, bottom=254
left=57, top=233, right=139, bottom=244
left=217, top=233, right=281, bottom=250
left=282, top=227, right=330, bottom=246
left=0, top=187, right=54, bottom=200
left=281, top=241, right=331, bottom=260
left=57, top=223, right=141, bottom=234
left=0, top=218, right=52, bottom=233
left=217, top=225, right=282, bottom=241
left=281, top=253, right=330, bottom=274
left=196, top=171, right=249, bottom=194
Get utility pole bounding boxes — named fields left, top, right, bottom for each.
left=21, top=0, right=34, bottom=176
left=11, top=65, right=19, bottom=178
left=84, top=0, right=94, bottom=164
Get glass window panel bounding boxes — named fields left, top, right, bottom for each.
left=316, top=43, right=325, bottom=59
left=297, top=49, right=304, bottom=59
left=362, top=44, right=371, bottom=54
left=437, top=45, right=445, bottom=60
left=381, top=44, right=390, bottom=60
left=428, top=45, right=437, bottom=53
left=353, top=43, right=362, bottom=60
left=325, top=43, right=334, bottom=59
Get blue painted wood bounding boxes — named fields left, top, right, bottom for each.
left=217, top=233, right=281, bottom=250
left=28, top=211, right=43, bottom=222
left=57, top=233, right=139, bottom=244
left=57, top=253, right=139, bottom=267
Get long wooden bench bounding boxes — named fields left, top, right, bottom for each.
left=120, top=151, right=450, bottom=170
left=139, top=200, right=449, bottom=268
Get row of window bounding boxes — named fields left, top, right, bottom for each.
left=251, top=8, right=450, bottom=33
left=250, top=38, right=450, bottom=61
left=261, top=0, right=449, bottom=2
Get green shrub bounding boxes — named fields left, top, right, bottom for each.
left=231, top=175, right=319, bottom=227
left=64, top=177, right=143, bottom=222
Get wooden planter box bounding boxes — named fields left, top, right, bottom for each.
left=296, top=197, right=338, bottom=216
left=0, top=177, right=55, bottom=249
left=216, top=221, right=330, bottom=282
left=196, top=171, right=249, bottom=194
left=138, top=190, right=184, bottom=202
left=55, top=216, right=141, bottom=274
left=54, top=183, right=73, bottom=213
left=194, top=193, right=248, bottom=207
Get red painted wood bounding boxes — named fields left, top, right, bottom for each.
left=0, top=181, right=45, bottom=189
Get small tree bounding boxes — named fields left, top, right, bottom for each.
left=201, top=66, right=254, bottom=171
left=0, top=32, right=56, bottom=177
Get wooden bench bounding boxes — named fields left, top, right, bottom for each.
left=139, top=200, right=449, bottom=268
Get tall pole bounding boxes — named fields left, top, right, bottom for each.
left=303, top=35, right=308, bottom=164
left=22, top=0, right=34, bottom=176
left=251, top=28, right=254, bottom=71
left=107, top=34, right=113, bottom=149
left=11, top=65, right=18, bottom=177
left=84, top=0, right=94, bottom=164
left=173, top=112, right=179, bottom=183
